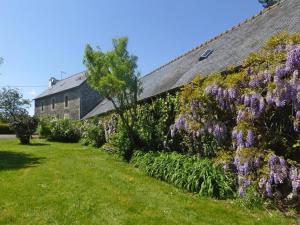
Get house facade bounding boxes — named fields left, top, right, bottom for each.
left=34, top=72, right=101, bottom=120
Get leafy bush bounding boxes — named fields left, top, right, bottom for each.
left=134, top=94, right=180, bottom=151
left=81, top=120, right=106, bottom=147
left=37, top=117, right=51, bottom=138
left=109, top=94, right=181, bottom=159
left=110, top=123, right=137, bottom=160
left=37, top=118, right=80, bottom=143
left=131, top=151, right=235, bottom=199
left=0, top=123, right=14, bottom=134
left=9, top=114, right=38, bottom=144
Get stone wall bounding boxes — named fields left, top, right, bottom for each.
left=35, top=88, right=81, bottom=120
left=80, top=82, right=102, bottom=118
left=35, top=82, right=102, bottom=120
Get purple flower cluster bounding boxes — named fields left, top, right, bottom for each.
left=232, top=129, right=255, bottom=150
left=205, top=85, right=237, bottom=110
left=274, top=44, right=286, bottom=53
left=193, top=122, right=227, bottom=143
left=290, top=167, right=300, bottom=197
left=170, top=115, right=188, bottom=137
left=234, top=154, right=262, bottom=196
left=286, top=47, right=300, bottom=72
left=191, top=100, right=202, bottom=120
left=259, top=155, right=288, bottom=197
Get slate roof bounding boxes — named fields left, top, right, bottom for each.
left=35, top=71, right=86, bottom=99
left=83, top=0, right=300, bottom=119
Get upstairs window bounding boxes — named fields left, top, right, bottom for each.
left=41, top=102, right=44, bottom=111
left=52, top=98, right=55, bottom=110
left=65, top=95, right=69, bottom=108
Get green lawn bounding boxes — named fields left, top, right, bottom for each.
left=0, top=139, right=298, bottom=225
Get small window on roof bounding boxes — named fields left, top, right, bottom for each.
left=199, top=49, right=213, bottom=61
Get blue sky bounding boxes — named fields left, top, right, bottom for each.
left=0, top=0, right=263, bottom=115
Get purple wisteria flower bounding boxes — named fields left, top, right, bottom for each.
left=289, top=167, right=300, bottom=197
left=236, top=131, right=244, bottom=149
left=259, top=97, right=265, bottom=113
left=296, top=111, right=300, bottom=119
left=228, top=88, right=237, bottom=100
left=245, top=130, right=254, bottom=148
left=275, top=66, right=287, bottom=79
left=286, top=47, right=300, bottom=72
left=249, top=79, right=262, bottom=88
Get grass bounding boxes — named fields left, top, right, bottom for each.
left=0, top=139, right=298, bottom=225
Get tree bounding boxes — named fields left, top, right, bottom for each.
left=258, top=0, right=281, bottom=8
left=83, top=37, right=142, bottom=158
left=9, top=113, right=38, bottom=144
left=0, top=88, right=30, bottom=122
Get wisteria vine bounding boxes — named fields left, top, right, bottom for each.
left=170, top=34, right=300, bottom=200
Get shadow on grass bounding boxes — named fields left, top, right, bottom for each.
left=0, top=151, right=44, bottom=171
left=27, top=143, right=50, bottom=146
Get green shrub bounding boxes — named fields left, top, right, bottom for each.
left=37, top=118, right=80, bottom=143
left=9, top=114, right=38, bottom=144
left=110, top=123, right=136, bottom=160
left=81, top=120, right=106, bottom=147
left=134, top=94, right=180, bottom=151
left=131, top=151, right=235, bottom=199
left=37, top=117, right=51, bottom=138
left=235, top=185, right=264, bottom=210
left=0, top=123, right=14, bottom=134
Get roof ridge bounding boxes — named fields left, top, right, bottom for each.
left=141, top=0, right=286, bottom=79
left=55, top=70, right=86, bottom=83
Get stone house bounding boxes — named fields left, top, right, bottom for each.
left=35, top=0, right=300, bottom=120
left=34, top=72, right=101, bottom=120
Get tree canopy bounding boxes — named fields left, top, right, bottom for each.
left=0, top=88, right=30, bottom=121
left=83, top=37, right=141, bottom=126
left=258, top=0, right=281, bottom=8
left=83, top=37, right=142, bottom=158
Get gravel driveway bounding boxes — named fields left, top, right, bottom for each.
left=0, top=135, right=16, bottom=139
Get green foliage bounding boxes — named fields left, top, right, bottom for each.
left=84, top=37, right=142, bottom=157
left=37, top=118, right=80, bottom=143
left=0, top=88, right=30, bottom=122
left=80, top=120, right=106, bottom=148
left=0, top=122, right=14, bottom=134
left=110, top=121, right=136, bottom=160
left=108, top=93, right=180, bottom=159
left=131, top=151, right=235, bottom=199
left=9, top=114, right=38, bottom=144
left=235, top=185, right=264, bottom=210
left=135, top=94, right=180, bottom=150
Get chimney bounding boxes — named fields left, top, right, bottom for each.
left=49, top=77, right=58, bottom=87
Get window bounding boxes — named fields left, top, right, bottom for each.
left=65, top=95, right=69, bottom=108
left=199, top=49, right=213, bottom=61
left=41, top=102, right=44, bottom=111
left=52, top=98, right=55, bottom=110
